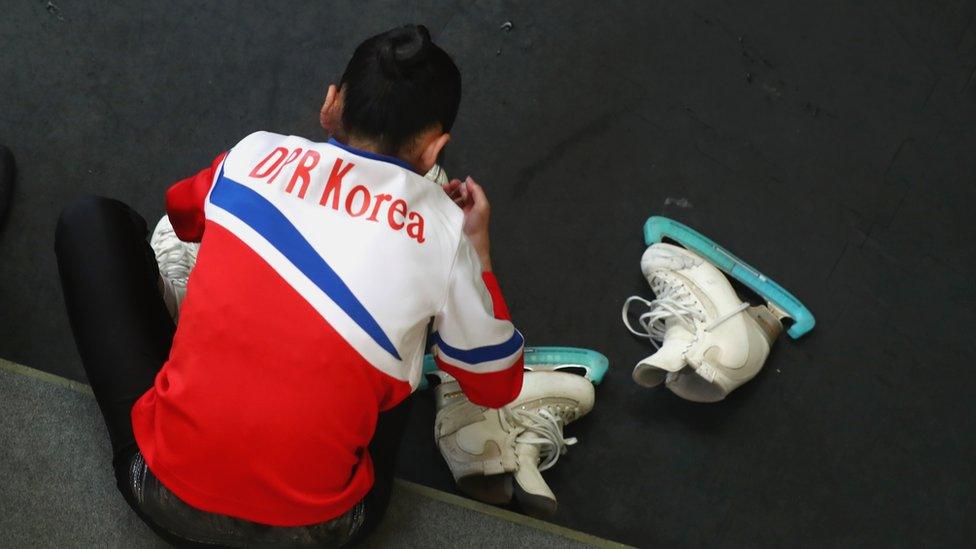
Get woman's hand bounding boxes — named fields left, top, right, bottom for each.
left=444, top=176, right=492, bottom=271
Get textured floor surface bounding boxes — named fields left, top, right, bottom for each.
left=1, top=1, right=974, bottom=546
left=0, top=364, right=610, bottom=548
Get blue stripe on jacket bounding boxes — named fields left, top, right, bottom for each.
left=431, top=329, right=524, bottom=365
left=209, top=172, right=401, bottom=361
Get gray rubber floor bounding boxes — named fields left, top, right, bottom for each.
left=0, top=363, right=612, bottom=548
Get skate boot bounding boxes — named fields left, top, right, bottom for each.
left=433, top=371, right=594, bottom=511
left=433, top=370, right=518, bottom=504
left=623, top=243, right=782, bottom=402
left=424, top=164, right=449, bottom=186
left=150, top=215, right=199, bottom=322
left=508, top=371, right=594, bottom=517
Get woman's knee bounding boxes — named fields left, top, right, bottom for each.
left=56, top=195, right=145, bottom=248
left=57, top=195, right=118, bottom=231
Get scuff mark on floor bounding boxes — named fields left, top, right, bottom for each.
left=45, top=1, right=64, bottom=21
left=664, top=197, right=693, bottom=208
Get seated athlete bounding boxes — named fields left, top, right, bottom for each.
left=55, top=24, right=524, bottom=547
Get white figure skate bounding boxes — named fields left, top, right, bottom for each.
left=433, top=371, right=593, bottom=515
left=433, top=370, right=518, bottom=504
left=623, top=243, right=782, bottom=402
left=424, top=163, right=449, bottom=186
left=150, top=215, right=199, bottom=321
left=508, top=371, right=594, bottom=517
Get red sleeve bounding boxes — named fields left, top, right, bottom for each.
left=433, top=270, right=523, bottom=408
left=481, top=272, right=524, bottom=405
left=481, top=271, right=512, bottom=320
left=165, top=152, right=227, bottom=242
left=436, top=358, right=523, bottom=408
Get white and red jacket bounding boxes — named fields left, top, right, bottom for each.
left=131, top=131, right=524, bottom=526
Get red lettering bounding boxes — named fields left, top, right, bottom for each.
left=249, top=147, right=288, bottom=179
left=388, top=199, right=408, bottom=230
left=256, top=148, right=426, bottom=244
left=406, top=211, right=426, bottom=243
left=285, top=150, right=321, bottom=199
left=319, top=159, right=355, bottom=209
left=367, top=194, right=393, bottom=222
left=345, top=185, right=371, bottom=217
left=267, top=148, right=303, bottom=185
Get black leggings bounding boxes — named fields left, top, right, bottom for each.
left=55, top=196, right=410, bottom=547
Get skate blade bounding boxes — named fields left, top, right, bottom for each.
left=643, top=216, right=815, bottom=339
left=419, top=346, right=609, bottom=390
left=521, top=347, right=609, bottom=384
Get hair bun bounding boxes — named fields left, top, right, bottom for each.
left=378, top=24, right=431, bottom=78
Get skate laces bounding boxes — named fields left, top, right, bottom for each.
left=152, top=226, right=195, bottom=285
left=622, top=277, right=749, bottom=348
left=503, top=407, right=577, bottom=472
left=622, top=277, right=703, bottom=347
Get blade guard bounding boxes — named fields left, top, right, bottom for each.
left=643, top=216, right=815, bottom=339
left=418, top=346, right=609, bottom=390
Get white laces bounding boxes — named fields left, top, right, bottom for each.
left=622, top=275, right=749, bottom=348
left=153, top=227, right=196, bottom=285
left=502, top=407, right=577, bottom=472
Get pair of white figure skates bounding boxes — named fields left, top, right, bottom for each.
left=622, top=217, right=814, bottom=402
left=622, top=242, right=782, bottom=402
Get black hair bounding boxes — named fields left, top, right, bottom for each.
left=339, top=25, right=461, bottom=156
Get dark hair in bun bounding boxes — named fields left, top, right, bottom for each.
left=340, top=25, right=462, bottom=155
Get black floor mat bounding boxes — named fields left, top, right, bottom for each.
left=1, top=1, right=973, bottom=546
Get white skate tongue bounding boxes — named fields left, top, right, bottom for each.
left=631, top=313, right=693, bottom=386
left=634, top=346, right=687, bottom=388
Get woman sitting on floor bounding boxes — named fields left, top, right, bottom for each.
left=55, top=25, right=524, bottom=547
